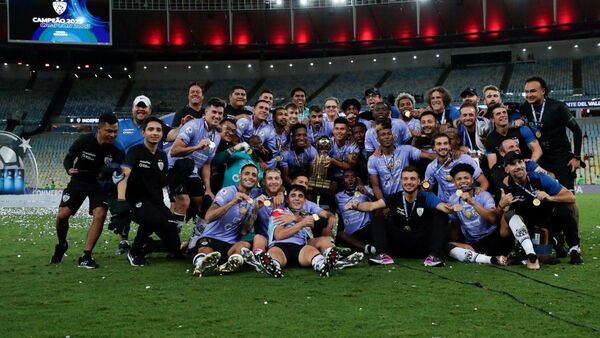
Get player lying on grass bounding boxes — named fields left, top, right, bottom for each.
left=257, top=184, right=340, bottom=278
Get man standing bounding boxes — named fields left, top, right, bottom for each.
left=424, top=87, right=459, bottom=128
left=359, top=88, right=384, bottom=121
left=116, top=117, right=181, bottom=266
left=237, top=100, right=277, bottom=169
left=51, top=114, right=122, bottom=268
left=291, top=87, right=309, bottom=121
left=520, top=76, right=583, bottom=191
left=306, top=106, right=333, bottom=146
left=280, top=124, right=317, bottom=186
left=460, top=88, right=480, bottom=107
left=171, top=82, right=205, bottom=128
left=224, top=85, right=252, bottom=119
left=364, top=102, right=411, bottom=156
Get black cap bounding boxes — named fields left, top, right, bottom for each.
left=364, top=88, right=381, bottom=97
left=503, top=151, right=524, bottom=166
left=460, top=87, right=478, bottom=98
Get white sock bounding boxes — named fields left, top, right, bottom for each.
left=449, top=247, right=492, bottom=264
left=193, top=253, right=205, bottom=266
left=311, top=254, right=325, bottom=270
left=568, top=245, right=580, bottom=254
left=508, top=215, right=536, bottom=256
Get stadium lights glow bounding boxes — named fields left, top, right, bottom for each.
left=3, top=63, right=7, bottom=66
left=123, top=67, right=128, bottom=71
left=547, top=46, right=552, bottom=50
left=373, top=58, right=377, bottom=62
left=99, top=67, right=103, bottom=70
left=300, top=0, right=308, bottom=6
left=350, top=60, right=354, bottom=63
left=276, top=0, right=282, bottom=5
left=248, top=64, right=252, bottom=68
left=188, top=65, right=192, bottom=69
left=45, top=63, right=50, bottom=67
left=392, top=57, right=397, bottom=61
left=310, top=62, right=314, bottom=66
left=164, top=66, right=168, bottom=69
left=522, top=48, right=526, bottom=52
left=143, top=66, right=148, bottom=70
left=227, top=65, right=232, bottom=69
left=574, top=44, right=579, bottom=48
left=56, top=65, right=60, bottom=69
left=205, top=65, right=209, bottom=69
left=26, top=64, right=29, bottom=67
left=74, top=74, right=78, bottom=78
left=436, top=54, right=440, bottom=58
left=413, top=55, right=417, bottom=59
left=269, top=64, right=274, bottom=69
left=108, top=74, right=112, bottom=79
left=289, top=63, right=293, bottom=67
left=328, top=61, right=332, bottom=65
left=77, top=66, right=81, bottom=70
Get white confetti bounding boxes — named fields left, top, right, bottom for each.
left=17, top=254, right=21, bottom=258
left=186, top=269, right=190, bottom=273
left=474, top=308, right=478, bottom=311
left=359, top=308, right=362, bottom=311
left=146, top=286, right=151, bottom=289
left=263, top=301, right=268, bottom=305
left=78, top=281, right=82, bottom=284
left=102, top=276, right=106, bottom=280
left=554, top=274, right=559, bottom=277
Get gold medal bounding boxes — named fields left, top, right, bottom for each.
left=465, top=211, right=472, bottom=219
left=263, top=200, right=271, bottom=207
left=535, top=130, right=541, bottom=138
left=446, top=175, right=453, bottom=182
left=312, top=214, right=320, bottom=221
left=239, top=207, right=247, bottom=214
left=275, top=155, right=282, bottom=161
left=532, top=198, right=541, bottom=206
left=208, top=141, right=216, bottom=149
left=455, top=189, right=463, bottom=197
left=403, top=110, right=412, bottom=119
left=246, top=148, right=253, bottom=155
left=403, top=225, right=411, bottom=232
left=246, top=198, right=254, bottom=204
left=422, top=181, right=431, bottom=189
left=354, top=191, right=361, bottom=197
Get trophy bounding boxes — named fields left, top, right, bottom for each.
left=309, top=137, right=333, bottom=192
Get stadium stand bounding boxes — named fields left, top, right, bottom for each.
left=378, top=67, right=443, bottom=103
left=62, top=77, right=128, bottom=117
left=126, top=78, right=200, bottom=112
left=581, top=56, right=600, bottom=100
left=443, top=65, right=506, bottom=104
left=506, top=58, right=572, bottom=101
left=573, top=117, right=600, bottom=185
left=205, top=78, right=258, bottom=102
left=310, top=70, right=386, bottom=106
left=259, top=74, right=330, bottom=106
left=28, top=132, right=80, bottom=189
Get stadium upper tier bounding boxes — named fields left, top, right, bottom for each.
left=62, top=78, right=128, bottom=117
left=378, top=67, right=442, bottom=102
left=260, top=74, right=331, bottom=106
left=582, top=56, right=600, bottom=100
left=444, top=65, right=506, bottom=104
left=507, top=58, right=573, bottom=101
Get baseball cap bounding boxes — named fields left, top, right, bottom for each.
left=364, top=88, right=381, bottom=97
left=503, top=151, right=524, bottom=166
left=460, top=87, right=478, bottom=98
left=133, top=95, right=151, bottom=107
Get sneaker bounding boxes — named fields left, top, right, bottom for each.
left=241, top=247, right=262, bottom=273
left=115, top=240, right=129, bottom=255
left=423, top=255, right=445, bottom=267
left=50, top=242, right=69, bottom=264
left=335, top=252, right=364, bottom=269
left=78, top=255, right=98, bottom=269
left=368, top=253, right=394, bottom=265
left=192, top=252, right=221, bottom=277
left=127, top=252, right=145, bottom=267
left=216, top=254, right=244, bottom=274
left=258, top=252, right=283, bottom=278
left=319, top=247, right=339, bottom=277
left=569, top=250, right=583, bottom=265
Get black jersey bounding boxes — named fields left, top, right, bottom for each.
left=224, top=105, right=252, bottom=120
left=384, top=191, right=440, bottom=233
left=485, top=127, right=534, bottom=166
left=171, top=105, right=205, bottom=128
left=122, top=144, right=168, bottom=204
left=63, top=133, right=123, bottom=185
left=520, top=97, right=578, bottom=159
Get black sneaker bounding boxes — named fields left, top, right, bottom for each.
left=569, top=251, right=583, bottom=265
left=50, top=242, right=69, bottom=264
left=127, top=252, right=145, bottom=267
left=78, top=255, right=98, bottom=269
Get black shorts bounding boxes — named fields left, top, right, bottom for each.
left=169, top=176, right=205, bottom=197
left=59, top=181, right=108, bottom=216
left=272, top=242, right=303, bottom=267
left=470, top=229, right=514, bottom=257
left=195, top=237, right=232, bottom=263
left=339, top=223, right=372, bottom=247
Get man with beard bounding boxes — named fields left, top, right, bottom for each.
left=368, top=121, right=434, bottom=200
left=424, top=87, right=459, bottom=129
left=237, top=100, right=277, bottom=169
left=326, top=117, right=358, bottom=186
left=115, top=117, right=181, bottom=266
left=395, top=92, right=421, bottom=136
left=342, top=98, right=371, bottom=129
left=359, top=88, right=384, bottom=121
left=412, top=110, right=438, bottom=151
left=481, top=85, right=524, bottom=125
left=457, top=102, right=492, bottom=155
left=307, top=106, right=333, bottom=146
left=285, top=102, right=300, bottom=127
left=500, top=151, right=582, bottom=265
left=460, top=88, right=480, bottom=108
left=520, top=76, right=583, bottom=191
left=424, top=133, right=488, bottom=202
left=168, top=97, right=225, bottom=232
left=272, top=106, right=289, bottom=166
left=171, top=82, right=204, bottom=128
left=224, top=85, right=252, bottom=119
left=51, top=114, right=123, bottom=268
left=281, top=124, right=317, bottom=186
left=347, top=166, right=451, bottom=267
left=191, top=164, right=263, bottom=277
left=364, top=102, right=411, bottom=156
left=351, top=122, right=369, bottom=182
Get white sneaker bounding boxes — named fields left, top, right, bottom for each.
left=192, top=252, right=221, bottom=277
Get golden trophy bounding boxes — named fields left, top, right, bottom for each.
left=308, top=137, right=333, bottom=193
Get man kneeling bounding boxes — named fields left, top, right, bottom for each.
left=259, top=185, right=339, bottom=278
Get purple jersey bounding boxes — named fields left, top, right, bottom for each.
left=268, top=207, right=310, bottom=246
left=424, top=154, right=482, bottom=202
left=307, top=123, right=333, bottom=146
left=365, top=118, right=411, bottom=153
left=237, top=118, right=277, bottom=155
left=168, top=118, right=220, bottom=175
left=329, top=139, right=359, bottom=178
left=280, top=146, right=317, bottom=176
left=335, top=187, right=373, bottom=235
left=201, top=186, right=256, bottom=244
left=367, top=145, right=421, bottom=197
left=448, top=191, right=497, bottom=243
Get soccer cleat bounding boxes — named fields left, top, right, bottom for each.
left=318, top=247, right=339, bottom=277
left=216, top=254, right=244, bottom=274
left=423, top=255, right=445, bottom=267
left=569, top=250, right=583, bottom=265
left=50, top=242, right=69, bottom=264
left=241, top=247, right=263, bottom=273
left=553, top=234, right=568, bottom=258
left=115, top=240, right=129, bottom=255
left=335, top=252, right=364, bottom=270
left=192, top=252, right=221, bottom=277
left=127, top=252, right=145, bottom=267
left=493, top=256, right=508, bottom=266
left=368, top=253, right=394, bottom=265
left=78, top=255, right=98, bottom=269
left=526, top=253, right=540, bottom=270
left=258, top=252, right=283, bottom=278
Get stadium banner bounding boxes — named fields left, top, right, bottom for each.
left=565, top=99, right=600, bottom=109
left=7, top=0, right=112, bottom=45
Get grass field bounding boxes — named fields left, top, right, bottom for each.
left=1, top=195, right=600, bottom=337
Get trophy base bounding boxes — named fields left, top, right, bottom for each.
left=308, top=179, right=332, bottom=195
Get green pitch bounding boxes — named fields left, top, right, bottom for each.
left=1, top=195, right=600, bottom=337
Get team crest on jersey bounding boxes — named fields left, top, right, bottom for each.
left=158, top=160, right=164, bottom=170
left=62, top=194, right=70, bottom=202
left=185, top=127, right=193, bottom=135
left=135, top=202, right=142, bottom=208
left=53, top=0, right=67, bottom=15
left=416, top=207, right=424, bottom=216
left=259, top=131, right=265, bottom=137
left=104, top=156, right=112, bottom=165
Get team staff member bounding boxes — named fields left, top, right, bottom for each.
left=171, top=82, right=205, bottom=128
left=520, top=76, right=583, bottom=190
left=51, top=114, right=123, bottom=269
left=347, top=166, right=451, bottom=267
left=115, top=117, right=181, bottom=267
left=500, top=151, right=582, bottom=265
